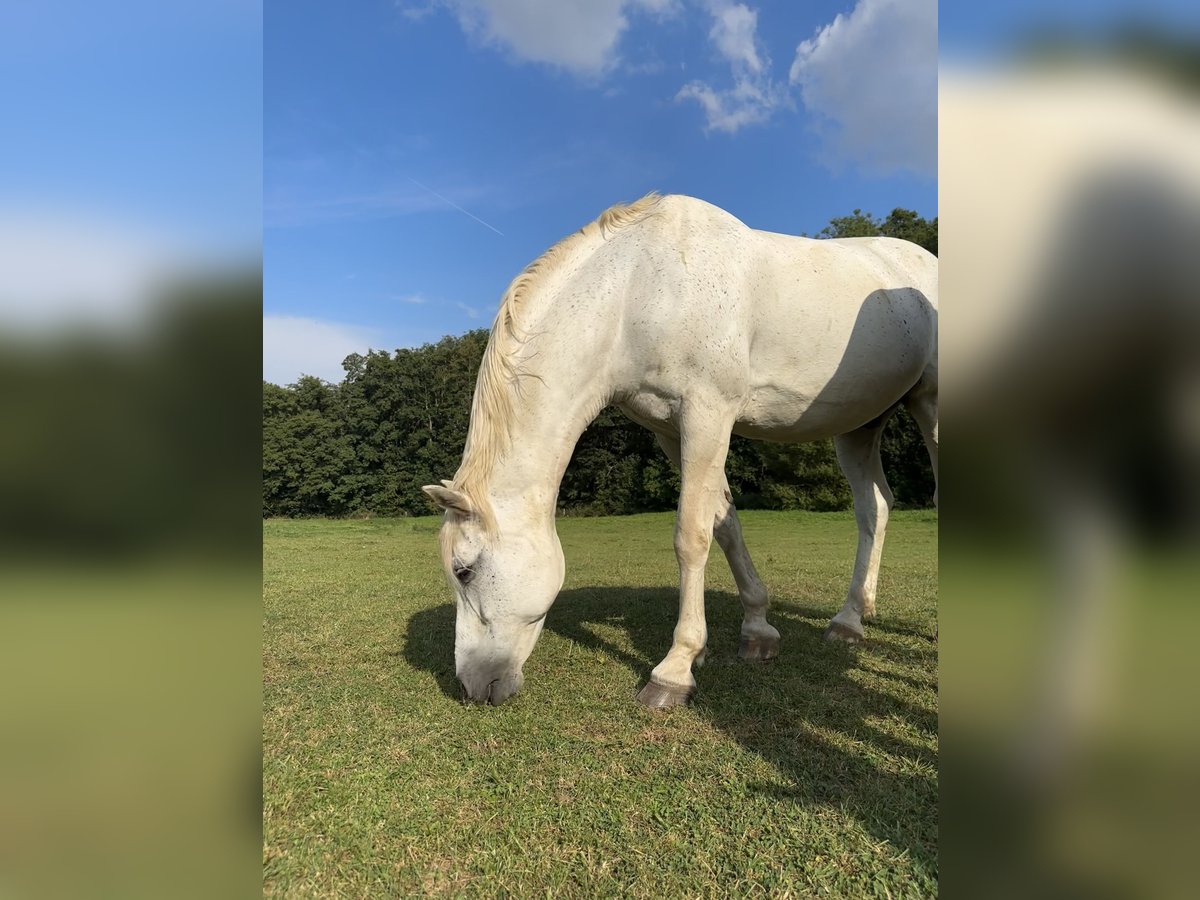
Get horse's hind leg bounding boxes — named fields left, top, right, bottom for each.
left=825, top=420, right=895, bottom=643
left=716, top=486, right=781, bottom=661
left=905, top=372, right=938, bottom=507
left=655, top=433, right=779, bottom=662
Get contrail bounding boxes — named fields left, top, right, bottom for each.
left=407, top=177, right=504, bottom=236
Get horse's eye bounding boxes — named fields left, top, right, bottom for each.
left=453, top=563, right=475, bottom=585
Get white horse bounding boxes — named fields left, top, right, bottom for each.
left=423, top=194, right=938, bottom=707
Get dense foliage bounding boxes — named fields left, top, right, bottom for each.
left=263, top=210, right=936, bottom=518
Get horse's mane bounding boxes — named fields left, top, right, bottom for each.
left=452, top=192, right=664, bottom=529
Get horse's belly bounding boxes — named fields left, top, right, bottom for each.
left=734, top=387, right=891, bottom=442
left=736, top=335, right=930, bottom=440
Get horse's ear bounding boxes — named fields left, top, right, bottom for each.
left=422, top=483, right=473, bottom=516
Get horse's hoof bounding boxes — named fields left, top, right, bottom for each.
left=636, top=680, right=695, bottom=708
left=738, top=634, right=780, bottom=661
left=823, top=621, right=864, bottom=644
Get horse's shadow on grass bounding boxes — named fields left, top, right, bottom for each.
left=403, top=586, right=937, bottom=874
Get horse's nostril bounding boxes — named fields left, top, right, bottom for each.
left=459, top=679, right=483, bottom=704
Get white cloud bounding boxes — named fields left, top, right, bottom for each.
left=397, top=2, right=438, bottom=22
left=677, top=1, right=785, bottom=134
left=395, top=293, right=428, bottom=304
left=262, top=315, right=380, bottom=386
left=456, top=301, right=483, bottom=319
left=395, top=0, right=936, bottom=160
left=676, top=77, right=780, bottom=134
left=708, top=0, right=761, bottom=73
left=789, top=0, right=936, bottom=177
left=440, top=0, right=674, bottom=76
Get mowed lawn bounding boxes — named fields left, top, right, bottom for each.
left=264, top=510, right=938, bottom=898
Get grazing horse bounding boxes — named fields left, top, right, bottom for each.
left=424, top=194, right=938, bottom=707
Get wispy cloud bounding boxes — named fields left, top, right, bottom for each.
left=396, top=2, right=438, bottom=22
left=265, top=185, right=452, bottom=229
left=264, top=176, right=502, bottom=230
left=395, top=293, right=428, bottom=304
left=406, top=177, right=505, bottom=236
left=456, top=301, right=484, bottom=319
left=676, top=1, right=787, bottom=134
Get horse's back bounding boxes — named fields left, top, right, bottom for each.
left=597, top=196, right=937, bottom=439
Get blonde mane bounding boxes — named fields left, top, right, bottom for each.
left=452, top=192, right=664, bottom=527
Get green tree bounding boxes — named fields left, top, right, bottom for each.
left=262, top=376, right=354, bottom=516
left=819, top=207, right=938, bottom=256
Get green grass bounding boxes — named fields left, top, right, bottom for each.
left=264, top=510, right=938, bottom=898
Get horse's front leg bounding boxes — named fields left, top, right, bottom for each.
left=637, top=402, right=734, bottom=708
left=655, top=433, right=779, bottom=661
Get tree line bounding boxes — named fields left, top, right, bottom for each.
left=263, top=208, right=936, bottom=518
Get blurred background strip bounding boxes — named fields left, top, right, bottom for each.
left=0, top=2, right=262, bottom=898
left=941, top=2, right=1200, bottom=898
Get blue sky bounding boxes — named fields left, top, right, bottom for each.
left=264, top=0, right=938, bottom=385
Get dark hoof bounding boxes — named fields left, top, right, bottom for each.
left=738, top=634, right=780, bottom=661
left=823, top=621, right=864, bottom=644
left=636, top=680, right=695, bottom=709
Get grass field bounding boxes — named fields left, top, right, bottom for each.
left=263, top=510, right=938, bottom=898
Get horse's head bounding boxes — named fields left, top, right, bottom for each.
left=422, top=482, right=564, bottom=705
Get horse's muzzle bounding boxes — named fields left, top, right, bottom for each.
left=458, top=670, right=522, bottom=706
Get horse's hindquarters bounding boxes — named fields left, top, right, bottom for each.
left=734, top=286, right=935, bottom=442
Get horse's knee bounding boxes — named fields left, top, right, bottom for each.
left=674, top=525, right=712, bottom=566
left=854, top=492, right=890, bottom=536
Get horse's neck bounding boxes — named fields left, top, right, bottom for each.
left=484, top=310, right=612, bottom=520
